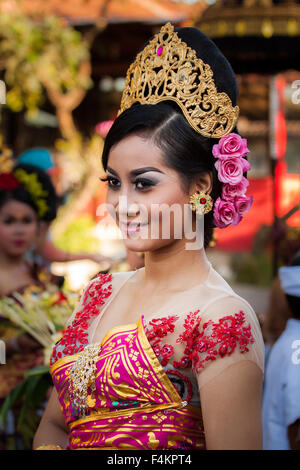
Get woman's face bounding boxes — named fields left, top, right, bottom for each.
left=0, top=200, right=39, bottom=257
left=105, top=134, right=195, bottom=252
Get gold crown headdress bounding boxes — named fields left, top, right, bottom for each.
left=118, top=22, right=239, bottom=138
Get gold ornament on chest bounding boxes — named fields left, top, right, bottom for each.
left=68, top=343, right=101, bottom=418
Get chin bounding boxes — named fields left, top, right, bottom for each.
left=124, top=236, right=172, bottom=253
left=7, top=245, right=29, bottom=257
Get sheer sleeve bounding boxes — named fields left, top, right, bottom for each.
left=190, top=295, right=265, bottom=390
left=64, top=278, right=96, bottom=328
left=50, top=273, right=113, bottom=366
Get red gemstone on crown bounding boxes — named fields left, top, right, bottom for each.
left=200, top=198, right=206, bottom=204
left=156, top=46, right=163, bottom=56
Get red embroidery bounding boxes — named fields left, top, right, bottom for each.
left=174, top=310, right=254, bottom=373
left=160, top=344, right=174, bottom=366
left=50, top=273, right=113, bottom=365
left=173, top=310, right=201, bottom=369
left=145, top=315, right=179, bottom=366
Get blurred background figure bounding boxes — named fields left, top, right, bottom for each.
left=18, top=148, right=55, bottom=173
left=0, top=162, right=63, bottom=449
left=261, top=237, right=300, bottom=366
left=262, top=250, right=300, bottom=450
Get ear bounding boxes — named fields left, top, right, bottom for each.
left=190, top=171, right=213, bottom=196
left=35, top=221, right=48, bottom=247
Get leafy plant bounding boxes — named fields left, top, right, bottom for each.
left=231, top=251, right=273, bottom=286
left=53, top=215, right=100, bottom=254
left=0, top=14, right=91, bottom=115
left=0, top=365, right=51, bottom=449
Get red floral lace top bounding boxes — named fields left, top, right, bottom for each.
left=50, top=269, right=264, bottom=408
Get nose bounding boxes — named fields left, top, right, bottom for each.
left=14, top=221, right=27, bottom=235
left=118, top=195, right=140, bottom=220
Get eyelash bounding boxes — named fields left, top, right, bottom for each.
left=99, top=176, right=155, bottom=191
left=4, top=218, right=34, bottom=225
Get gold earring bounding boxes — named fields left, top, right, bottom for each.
left=189, top=191, right=213, bottom=215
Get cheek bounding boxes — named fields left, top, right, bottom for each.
left=105, top=192, right=118, bottom=217
left=24, top=223, right=38, bottom=238
left=0, top=224, right=19, bottom=252
left=0, top=224, right=14, bottom=240
left=152, top=183, right=187, bottom=206
left=147, top=186, right=188, bottom=225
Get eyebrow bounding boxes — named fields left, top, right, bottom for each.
left=106, top=166, right=165, bottom=177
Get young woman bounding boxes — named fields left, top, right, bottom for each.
left=34, top=23, right=264, bottom=450
left=0, top=163, right=59, bottom=449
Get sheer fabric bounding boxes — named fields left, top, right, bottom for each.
left=51, top=263, right=264, bottom=410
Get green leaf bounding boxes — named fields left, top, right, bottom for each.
left=24, top=365, right=50, bottom=378
left=17, top=374, right=43, bottom=428
left=0, top=380, right=27, bottom=427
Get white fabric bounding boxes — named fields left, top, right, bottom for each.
left=279, top=266, right=300, bottom=297
left=262, top=318, right=300, bottom=449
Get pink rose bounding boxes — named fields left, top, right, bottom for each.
left=234, top=195, right=253, bottom=216
left=222, top=177, right=249, bottom=200
left=95, top=120, right=114, bottom=138
left=215, top=158, right=246, bottom=185
left=213, top=197, right=241, bottom=228
left=212, top=133, right=250, bottom=160
left=241, top=158, right=251, bottom=173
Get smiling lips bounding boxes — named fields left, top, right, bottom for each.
left=13, top=239, right=26, bottom=247
left=119, top=222, right=148, bottom=234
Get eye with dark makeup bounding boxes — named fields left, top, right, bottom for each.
left=99, top=176, right=157, bottom=191
left=2, top=215, right=35, bottom=225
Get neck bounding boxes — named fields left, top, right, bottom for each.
left=141, top=238, right=210, bottom=292
left=0, top=250, right=27, bottom=269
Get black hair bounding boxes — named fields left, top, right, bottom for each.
left=12, top=163, right=57, bottom=222
left=285, top=250, right=300, bottom=319
left=0, top=185, right=39, bottom=217
left=102, top=27, right=240, bottom=248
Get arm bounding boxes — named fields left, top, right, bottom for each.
left=262, top=277, right=291, bottom=346
left=288, top=419, right=300, bottom=450
left=33, top=387, right=69, bottom=450
left=285, top=359, right=300, bottom=450
left=191, top=295, right=265, bottom=450
left=40, top=238, right=113, bottom=264
left=199, top=360, right=263, bottom=450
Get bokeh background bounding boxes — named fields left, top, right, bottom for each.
left=0, top=0, right=299, bottom=353
left=0, top=0, right=300, bottom=450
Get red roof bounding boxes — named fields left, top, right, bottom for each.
left=0, top=0, right=205, bottom=25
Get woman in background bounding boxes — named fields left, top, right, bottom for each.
left=0, top=164, right=60, bottom=449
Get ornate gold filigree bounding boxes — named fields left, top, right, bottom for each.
left=35, top=444, right=63, bottom=450
left=69, top=343, right=101, bottom=418
left=118, top=22, right=239, bottom=138
left=189, top=191, right=213, bottom=215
